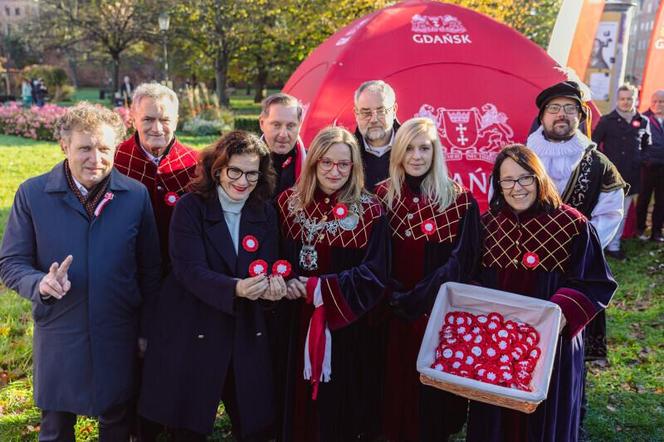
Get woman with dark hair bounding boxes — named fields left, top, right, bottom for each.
left=467, top=144, right=617, bottom=442
left=276, top=126, right=390, bottom=442
left=375, top=117, right=481, bottom=441
left=138, top=130, right=285, bottom=441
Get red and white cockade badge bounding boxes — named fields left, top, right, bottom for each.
left=522, top=252, right=540, bottom=269
left=420, top=218, right=436, bottom=236
left=242, top=235, right=259, bottom=252
left=281, top=156, right=293, bottom=168
left=632, top=119, right=642, bottom=128
left=332, top=203, right=348, bottom=219
left=164, top=192, right=179, bottom=206
left=248, top=259, right=268, bottom=276
left=94, top=192, right=115, bottom=217
left=272, top=259, right=292, bottom=278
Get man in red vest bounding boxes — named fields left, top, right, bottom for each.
left=115, top=83, right=198, bottom=272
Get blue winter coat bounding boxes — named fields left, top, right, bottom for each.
left=0, top=162, right=161, bottom=415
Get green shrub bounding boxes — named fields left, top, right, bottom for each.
left=234, top=117, right=260, bottom=134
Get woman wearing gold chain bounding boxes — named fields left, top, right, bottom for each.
left=276, top=126, right=390, bottom=442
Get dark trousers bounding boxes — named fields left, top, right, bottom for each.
left=636, top=163, right=664, bottom=235
left=39, top=402, right=131, bottom=442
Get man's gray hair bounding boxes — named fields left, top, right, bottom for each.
left=260, top=93, right=303, bottom=121
left=651, top=89, right=664, bottom=100
left=617, top=83, right=638, bottom=97
left=353, top=80, right=396, bottom=107
left=132, top=82, right=179, bottom=113
left=56, top=101, right=126, bottom=146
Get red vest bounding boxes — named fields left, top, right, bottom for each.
left=114, top=134, right=199, bottom=267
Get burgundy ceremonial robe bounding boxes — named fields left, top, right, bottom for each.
left=467, top=205, right=617, bottom=442
left=277, top=188, right=390, bottom=442
left=114, top=134, right=198, bottom=270
left=375, top=179, right=481, bottom=442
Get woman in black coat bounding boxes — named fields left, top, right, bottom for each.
left=138, top=131, right=286, bottom=441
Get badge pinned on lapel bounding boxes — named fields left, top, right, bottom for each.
left=249, top=259, right=268, bottom=276
left=332, top=203, right=348, bottom=219
left=420, top=218, right=436, bottom=236
left=242, top=235, right=259, bottom=252
left=272, top=259, right=292, bottom=278
left=522, top=252, right=539, bottom=269
left=164, top=192, right=179, bottom=206
left=632, top=119, right=641, bottom=128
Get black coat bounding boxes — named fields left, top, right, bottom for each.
left=138, top=192, right=278, bottom=436
left=643, top=110, right=664, bottom=166
left=592, top=110, right=650, bottom=194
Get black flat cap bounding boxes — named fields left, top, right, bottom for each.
left=536, top=81, right=587, bottom=120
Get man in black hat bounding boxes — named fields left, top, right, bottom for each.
left=527, top=81, right=627, bottom=248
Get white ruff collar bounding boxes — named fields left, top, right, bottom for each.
left=526, top=127, right=594, bottom=194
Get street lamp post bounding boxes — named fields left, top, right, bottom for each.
left=158, top=12, right=170, bottom=84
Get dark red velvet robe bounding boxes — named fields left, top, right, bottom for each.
left=114, top=134, right=198, bottom=271
left=376, top=180, right=481, bottom=442
left=276, top=187, right=390, bottom=442
left=467, top=205, right=617, bottom=442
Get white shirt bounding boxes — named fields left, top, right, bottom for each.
left=72, top=176, right=89, bottom=197
left=527, top=127, right=624, bottom=248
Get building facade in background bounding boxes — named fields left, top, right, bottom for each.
left=0, top=0, right=38, bottom=35
left=626, top=0, right=661, bottom=86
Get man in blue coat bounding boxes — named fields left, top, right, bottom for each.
left=0, top=102, right=161, bottom=441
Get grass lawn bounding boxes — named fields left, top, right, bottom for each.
left=1, top=134, right=662, bottom=441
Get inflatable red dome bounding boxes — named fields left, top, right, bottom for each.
left=283, top=0, right=595, bottom=209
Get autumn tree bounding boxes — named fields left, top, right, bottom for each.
left=36, top=0, right=159, bottom=93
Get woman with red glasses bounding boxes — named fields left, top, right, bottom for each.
left=276, top=126, right=390, bottom=442
left=375, top=117, right=481, bottom=441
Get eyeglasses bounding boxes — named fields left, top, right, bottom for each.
left=225, top=167, right=261, bottom=183
left=498, top=175, right=536, bottom=189
left=355, top=106, right=394, bottom=121
left=544, top=103, right=580, bottom=115
left=318, top=157, right=353, bottom=174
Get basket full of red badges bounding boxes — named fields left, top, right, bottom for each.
left=417, top=282, right=562, bottom=413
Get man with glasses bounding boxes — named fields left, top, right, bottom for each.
left=115, top=83, right=198, bottom=273
left=527, top=81, right=626, bottom=248
left=593, top=84, right=651, bottom=256
left=353, top=80, right=400, bottom=188
left=635, top=90, right=664, bottom=242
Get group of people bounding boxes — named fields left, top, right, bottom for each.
left=0, top=79, right=627, bottom=442
left=21, top=77, right=48, bottom=108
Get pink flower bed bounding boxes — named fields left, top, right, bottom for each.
left=0, top=102, right=132, bottom=141
left=0, top=102, right=66, bottom=141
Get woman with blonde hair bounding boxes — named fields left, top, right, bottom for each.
left=375, top=117, right=481, bottom=441
left=276, top=126, right=390, bottom=441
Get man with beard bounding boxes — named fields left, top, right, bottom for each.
left=258, top=93, right=306, bottom=197
left=353, top=80, right=400, bottom=189
left=636, top=90, right=664, bottom=242
left=115, top=83, right=198, bottom=273
left=527, top=81, right=626, bottom=247
left=593, top=84, right=651, bottom=258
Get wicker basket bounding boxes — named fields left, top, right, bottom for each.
left=420, top=374, right=539, bottom=414
left=417, top=282, right=562, bottom=414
